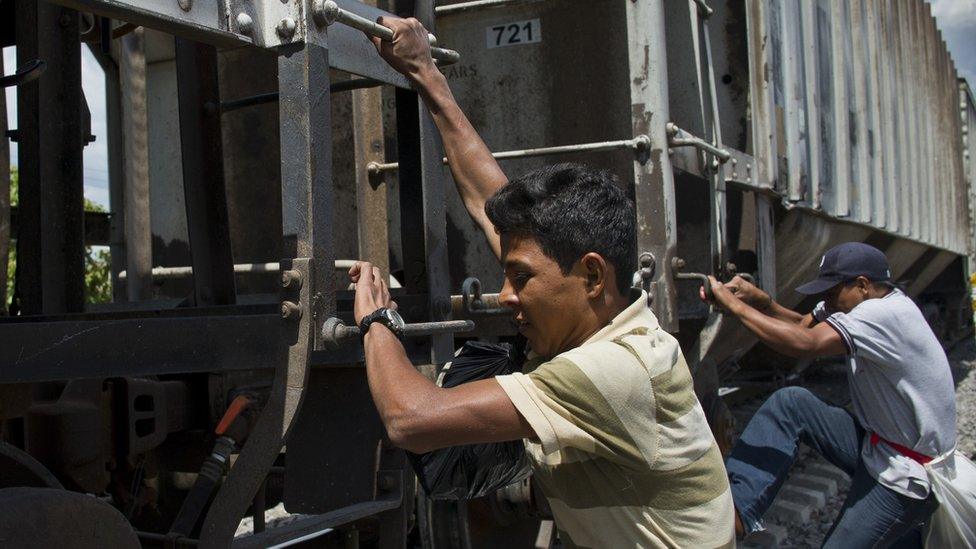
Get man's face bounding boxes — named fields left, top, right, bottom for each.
left=498, top=234, right=593, bottom=358
left=823, top=279, right=868, bottom=314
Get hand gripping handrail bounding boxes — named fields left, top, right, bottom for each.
left=321, top=317, right=475, bottom=347
left=313, top=0, right=460, bottom=65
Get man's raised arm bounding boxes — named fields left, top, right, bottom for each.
left=369, top=17, right=505, bottom=259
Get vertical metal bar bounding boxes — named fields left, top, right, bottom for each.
left=747, top=0, right=779, bottom=300
left=828, top=0, right=850, bottom=217
left=780, top=0, right=804, bottom=202
left=800, top=0, right=821, bottom=206
left=0, top=53, right=9, bottom=314
left=415, top=0, right=453, bottom=363
left=200, top=42, right=332, bottom=546
left=352, top=87, right=389, bottom=279
left=628, top=0, right=679, bottom=331
left=353, top=0, right=389, bottom=279
left=86, top=43, right=128, bottom=303
left=277, top=42, right=336, bottom=349
left=15, top=0, right=85, bottom=314
left=849, top=0, right=871, bottom=223
left=175, top=38, right=237, bottom=306
left=120, top=28, right=153, bottom=301
left=694, top=13, right=729, bottom=273
left=865, top=0, right=886, bottom=229
left=746, top=0, right=776, bottom=191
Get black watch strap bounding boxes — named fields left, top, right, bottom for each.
left=359, top=308, right=403, bottom=339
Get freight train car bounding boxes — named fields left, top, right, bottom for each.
left=0, top=0, right=972, bottom=547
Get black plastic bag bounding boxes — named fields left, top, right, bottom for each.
left=407, top=338, right=532, bottom=500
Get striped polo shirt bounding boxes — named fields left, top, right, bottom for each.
left=495, top=292, right=734, bottom=548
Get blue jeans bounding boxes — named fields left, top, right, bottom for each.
left=726, top=387, right=938, bottom=548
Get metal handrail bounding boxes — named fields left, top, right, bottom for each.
left=367, top=135, right=651, bottom=175
left=321, top=317, right=475, bottom=347
left=666, top=122, right=730, bottom=163
left=313, top=0, right=460, bottom=64
left=435, top=0, right=542, bottom=16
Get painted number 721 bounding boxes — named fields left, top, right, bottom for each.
left=486, top=19, right=542, bottom=49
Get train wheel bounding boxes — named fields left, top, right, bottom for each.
left=0, top=487, right=140, bottom=548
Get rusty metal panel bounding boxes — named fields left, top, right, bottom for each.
left=628, top=0, right=679, bottom=330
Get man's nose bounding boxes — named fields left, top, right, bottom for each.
left=499, top=278, right=518, bottom=310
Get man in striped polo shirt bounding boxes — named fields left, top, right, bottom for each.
left=347, top=16, right=735, bottom=547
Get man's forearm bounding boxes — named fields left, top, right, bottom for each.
left=412, top=67, right=506, bottom=258
left=729, top=300, right=821, bottom=357
left=363, top=327, right=441, bottom=443
left=765, top=300, right=807, bottom=325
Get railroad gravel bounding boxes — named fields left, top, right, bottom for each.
left=746, top=337, right=976, bottom=547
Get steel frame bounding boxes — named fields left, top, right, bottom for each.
left=1, top=0, right=456, bottom=546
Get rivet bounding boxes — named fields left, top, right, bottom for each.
left=236, top=13, right=253, bottom=35
left=281, top=301, right=302, bottom=321
left=277, top=17, right=297, bottom=39
left=281, top=270, right=303, bottom=289
left=178, top=0, right=192, bottom=12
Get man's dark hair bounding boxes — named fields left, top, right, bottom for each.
left=485, top=163, right=637, bottom=295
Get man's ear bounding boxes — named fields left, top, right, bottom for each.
left=855, top=276, right=871, bottom=294
left=580, top=253, right=608, bottom=298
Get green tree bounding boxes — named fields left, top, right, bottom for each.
left=5, top=167, right=113, bottom=309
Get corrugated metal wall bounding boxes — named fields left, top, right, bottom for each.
left=761, top=0, right=969, bottom=255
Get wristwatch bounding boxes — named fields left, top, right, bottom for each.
left=359, top=307, right=406, bottom=340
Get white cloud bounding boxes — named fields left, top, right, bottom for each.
left=930, top=0, right=976, bottom=86
left=930, top=0, right=976, bottom=28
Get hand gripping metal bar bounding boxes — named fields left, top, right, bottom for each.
left=321, top=317, right=475, bottom=347
left=674, top=272, right=714, bottom=301
left=313, top=0, right=461, bottom=65
left=367, top=135, right=651, bottom=175
left=666, top=122, right=730, bottom=163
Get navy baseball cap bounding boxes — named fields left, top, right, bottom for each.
left=795, top=242, right=892, bottom=295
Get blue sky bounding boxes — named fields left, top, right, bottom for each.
left=4, top=0, right=976, bottom=211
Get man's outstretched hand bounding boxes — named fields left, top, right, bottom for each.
left=699, top=274, right=772, bottom=315
left=368, top=17, right=438, bottom=82
left=349, top=261, right=397, bottom=326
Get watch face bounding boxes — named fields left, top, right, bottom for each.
left=383, top=308, right=406, bottom=329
